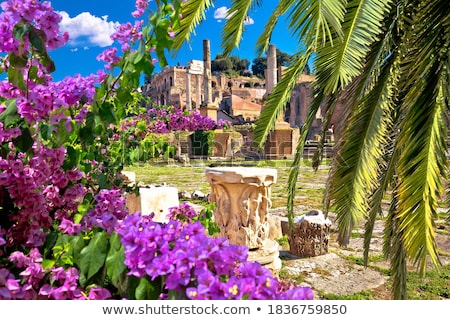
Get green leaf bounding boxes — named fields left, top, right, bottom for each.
left=98, top=173, right=108, bottom=189
left=28, top=27, right=47, bottom=54
left=135, top=276, right=161, bottom=300
left=8, top=52, right=28, bottom=68
left=12, top=127, right=33, bottom=153
left=99, top=102, right=116, bottom=125
left=78, top=231, right=108, bottom=280
left=41, top=259, right=56, bottom=269
left=106, top=232, right=127, bottom=289
left=12, top=22, right=30, bottom=40
left=7, top=68, right=26, bottom=90
left=71, top=235, right=87, bottom=264
left=0, top=99, right=19, bottom=126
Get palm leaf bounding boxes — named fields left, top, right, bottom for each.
left=330, top=59, right=395, bottom=245
left=314, top=0, right=393, bottom=94
left=395, top=0, right=449, bottom=274
left=255, top=0, right=297, bottom=56
left=172, top=0, right=215, bottom=52
left=221, top=0, right=259, bottom=55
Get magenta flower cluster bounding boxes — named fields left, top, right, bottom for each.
left=0, top=0, right=68, bottom=54
left=0, top=249, right=111, bottom=299
left=116, top=105, right=229, bottom=140
left=116, top=208, right=314, bottom=300
left=0, top=143, right=86, bottom=247
left=81, top=189, right=130, bottom=234
left=166, top=202, right=199, bottom=223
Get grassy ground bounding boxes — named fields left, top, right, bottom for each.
left=124, top=159, right=330, bottom=209
left=124, top=159, right=450, bottom=300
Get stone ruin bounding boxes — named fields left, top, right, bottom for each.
left=205, top=166, right=282, bottom=272
left=281, top=209, right=332, bottom=257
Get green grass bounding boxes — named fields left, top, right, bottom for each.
left=125, top=159, right=330, bottom=209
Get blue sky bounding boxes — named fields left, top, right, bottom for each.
left=44, top=1, right=299, bottom=80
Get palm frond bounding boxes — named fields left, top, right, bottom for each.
left=395, top=0, right=449, bottom=274
left=253, top=50, right=312, bottom=148
left=255, top=0, right=297, bottom=56
left=172, top=0, right=215, bottom=52
left=389, top=215, right=408, bottom=300
left=314, top=0, right=393, bottom=94
left=329, top=60, right=395, bottom=246
left=221, top=0, right=258, bottom=55
left=363, top=131, right=397, bottom=265
left=288, top=0, right=346, bottom=49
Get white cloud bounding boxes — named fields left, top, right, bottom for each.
left=244, top=16, right=254, bottom=25
left=58, top=11, right=120, bottom=47
left=213, top=6, right=230, bottom=20
left=213, top=6, right=253, bottom=25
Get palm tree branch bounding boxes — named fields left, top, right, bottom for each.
left=255, top=0, right=297, bottom=56
left=172, top=0, right=215, bottom=52
left=329, top=59, right=394, bottom=246
left=221, top=0, right=259, bottom=55
left=314, top=0, right=393, bottom=94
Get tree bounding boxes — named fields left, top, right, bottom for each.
left=211, top=54, right=250, bottom=75
left=251, top=56, right=266, bottom=78
left=173, top=0, right=450, bottom=299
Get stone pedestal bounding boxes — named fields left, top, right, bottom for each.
left=205, top=167, right=281, bottom=272
left=281, top=209, right=332, bottom=257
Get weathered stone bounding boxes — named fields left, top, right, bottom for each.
left=205, top=166, right=277, bottom=249
left=247, top=238, right=282, bottom=274
left=121, top=171, right=136, bottom=184
left=191, top=190, right=206, bottom=200
left=178, top=190, right=192, bottom=200
left=125, top=192, right=141, bottom=214
left=282, top=209, right=332, bottom=257
left=268, top=215, right=283, bottom=240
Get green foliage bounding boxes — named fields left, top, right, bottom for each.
left=190, top=130, right=215, bottom=156
left=211, top=54, right=251, bottom=76
left=194, top=203, right=220, bottom=236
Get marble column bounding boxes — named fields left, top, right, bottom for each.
left=205, top=167, right=282, bottom=272
left=196, top=74, right=202, bottom=109
left=266, top=44, right=277, bottom=96
left=203, top=39, right=212, bottom=106
left=186, top=71, right=191, bottom=109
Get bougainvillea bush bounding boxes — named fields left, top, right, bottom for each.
left=0, top=0, right=313, bottom=300
left=110, top=103, right=229, bottom=165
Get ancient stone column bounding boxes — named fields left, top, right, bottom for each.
left=203, top=39, right=212, bottom=106
left=196, top=74, right=202, bottom=109
left=186, top=70, right=191, bottom=109
left=205, top=167, right=281, bottom=272
left=205, top=167, right=277, bottom=248
left=266, top=44, right=277, bottom=96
